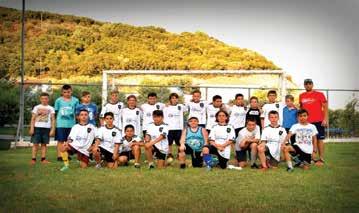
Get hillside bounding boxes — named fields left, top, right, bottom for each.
left=0, top=7, right=280, bottom=80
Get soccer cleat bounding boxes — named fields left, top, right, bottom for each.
left=149, top=163, right=155, bottom=169
left=286, top=167, right=294, bottom=172
left=95, top=163, right=102, bottom=169
left=251, top=163, right=259, bottom=169
left=180, top=164, right=186, bottom=169
left=134, top=163, right=141, bottom=169
left=57, top=157, right=63, bottom=162
left=60, top=166, right=69, bottom=172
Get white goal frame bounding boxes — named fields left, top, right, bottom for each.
left=102, top=70, right=287, bottom=106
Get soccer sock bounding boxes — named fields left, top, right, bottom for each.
left=250, top=152, right=257, bottom=165
left=61, top=151, right=69, bottom=167
left=41, top=157, right=46, bottom=161
left=32, top=158, right=36, bottom=161
left=203, top=154, right=212, bottom=167
left=287, top=161, right=293, bottom=169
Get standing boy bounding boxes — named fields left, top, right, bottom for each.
left=186, top=89, right=208, bottom=128
left=229, top=93, right=248, bottom=138
left=141, top=92, right=165, bottom=136
left=206, top=95, right=225, bottom=134
left=76, top=91, right=98, bottom=126
left=261, top=90, right=285, bottom=128
left=99, top=90, right=124, bottom=129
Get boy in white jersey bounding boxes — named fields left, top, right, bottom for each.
left=141, top=92, right=165, bottom=136
left=235, top=116, right=260, bottom=168
left=59, top=109, right=96, bottom=171
left=261, top=90, right=285, bottom=128
left=163, top=93, right=187, bottom=163
left=186, top=89, right=208, bottom=128
left=229, top=93, right=248, bottom=138
left=121, top=95, right=142, bottom=136
left=113, top=124, right=143, bottom=168
left=282, top=109, right=318, bottom=171
left=144, top=110, right=169, bottom=169
left=206, top=95, right=225, bottom=134
left=258, top=110, right=287, bottom=171
left=203, top=110, right=236, bottom=169
left=92, top=112, right=122, bottom=169
left=100, top=90, right=124, bottom=129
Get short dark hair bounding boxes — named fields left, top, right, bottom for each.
left=104, top=112, right=114, bottom=118
left=297, top=109, right=308, bottom=116
left=127, top=95, right=137, bottom=101
left=62, top=84, right=72, bottom=91
left=147, top=92, right=157, bottom=98
left=212, top=95, right=222, bottom=102
left=285, top=94, right=294, bottom=101
left=124, top=124, right=135, bottom=131
left=169, top=93, right=179, bottom=100
left=215, top=110, right=229, bottom=123
left=78, top=108, right=89, bottom=114
left=40, top=92, right=49, bottom=97
left=235, top=93, right=244, bottom=99
left=191, top=89, right=201, bottom=95
left=246, top=116, right=257, bottom=124
left=82, top=91, right=90, bottom=97
left=268, top=110, right=279, bottom=116
left=267, top=90, right=277, bottom=96
left=152, top=110, right=164, bottom=117
left=250, top=96, right=258, bottom=102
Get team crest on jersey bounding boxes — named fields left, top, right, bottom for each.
left=156, top=105, right=160, bottom=109
left=227, top=128, right=231, bottom=133
left=136, top=110, right=140, bottom=115
left=279, top=130, right=283, bottom=135
left=87, top=128, right=92, bottom=133
left=118, top=105, right=122, bottom=109
left=112, top=131, right=116, bottom=137
left=178, top=105, right=181, bottom=110
left=200, top=103, right=204, bottom=108
left=275, top=103, right=279, bottom=108
left=159, top=127, right=163, bottom=132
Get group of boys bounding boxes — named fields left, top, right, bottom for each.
left=29, top=78, right=328, bottom=172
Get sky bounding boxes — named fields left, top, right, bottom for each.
left=1, top=0, right=358, bottom=108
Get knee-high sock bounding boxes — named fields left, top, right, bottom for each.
left=61, top=151, right=69, bottom=167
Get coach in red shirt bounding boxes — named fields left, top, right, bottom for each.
left=299, top=79, right=328, bottom=166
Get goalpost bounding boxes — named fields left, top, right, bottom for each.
left=102, top=70, right=287, bottom=106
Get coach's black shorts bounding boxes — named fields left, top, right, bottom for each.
left=292, top=145, right=312, bottom=164
left=152, top=145, right=167, bottom=160
left=100, top=147, right=115, bottom=163
left=168, top=130, right=182, bottom=146
left=312, top=122, right=325, bottom=140
left=184, top=144, right=203, bottom=167
left=203, top=145, right=228, bottom=169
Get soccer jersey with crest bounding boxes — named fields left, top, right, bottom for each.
left=208, top=124, right=236, bottom=159
left=186, top=101, right=208, bottom=125
left=229, top=105, right=248, bottom=129
left=235, top=125, right=261, bottom=151
left=121, top=107, right=142, bottom=136
left=96, top=126, right=122, bottom=153
left=289, top=123, right=318, bottom=154
left=261, top=102, right=285, bottom=127
left=68, top=123, right=96, bottom=156
left=100, top=102, right=124, bottom=129
left=163, top=104, right=186, bottom=130
left=141, top=102, right=165, bottom=131
left=146, top=122, right=169, bottom=154
left=206, top=104, right=221, bottom=130
left=260, top=125, right=287, bottom=161
left=118, top=135, right=142, bottom=153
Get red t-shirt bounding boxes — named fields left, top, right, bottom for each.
left=299, top=90, right=327, bottom=123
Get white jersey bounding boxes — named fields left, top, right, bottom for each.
left=208, top=124, right=236, bottom=159
left=32, top=104, right=55, bottom=128
left=228, top=105, right=248, bottom=129
left=206, top=104, right=221, bottom=130
left=261, top=125, right=287, bottom=161
left=186, top=101, right=208, bottom=125
left=235, top=125, right=261, bottom=151
left=141, top=102, right=165, bottom=130
left=100, top=102, right=124, bottom=129
left=68, top=123, right=96, bottom=157
left=96, top=126, right=122, bottom=153
left=289, top=123, right=318, bottom=154
left=121, top=107, right=142, bottom=136
left=261, top=102, right=285, bottom=127
left=146, top=122, right=169, bottom=154
left=118, top=135, right=142, bottom=153
left=163, top=104, right=187, bottom=130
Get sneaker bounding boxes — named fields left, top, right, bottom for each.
left=251, top=163, right=259, bottom=169
left=95, top=163, right=102, bottom=169
left=134, top=163, right=141, bottom=169
left=180, top=164, right=186, bottom=169
left=149, top=163, right=155, bottom=169
left=30, top=159, right=36, bottom=165
left=286, top=167, right=294, bottom=172
left=57, top=157, right=63, bottom=162
left=41, top=159, right=50, bottom=164
left=60, top=166, right=69, bottom=172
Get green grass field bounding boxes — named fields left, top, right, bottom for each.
left=1, top=143, right=358, bottom=213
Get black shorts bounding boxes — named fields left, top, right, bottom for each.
left=264, top=146, right=279, bottom=167
left=236, top=149, right=249, bottom=162
left=55, top=127, right=72, bottom=142
left=152, top=145, right=167, bottom=160
left=292, top=145, right=312, bottom=164
left=234, top=127, right=245, bottom=139
left=203, top=145, right=228, bottom=169
left=67, top=144, right=90, bottom=164
left=312, top=122, right=325, bottom=140
left=100, top=147, right=115, bottom=163
left=31, top=127, right=50, bottom=144
left=119, top=150, right=135, bottom=160
left=168, top=130, right=182, bottom=146
left=184, top=144, right=203, bottom=167
left=285, top=128, right=296, bottom=145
